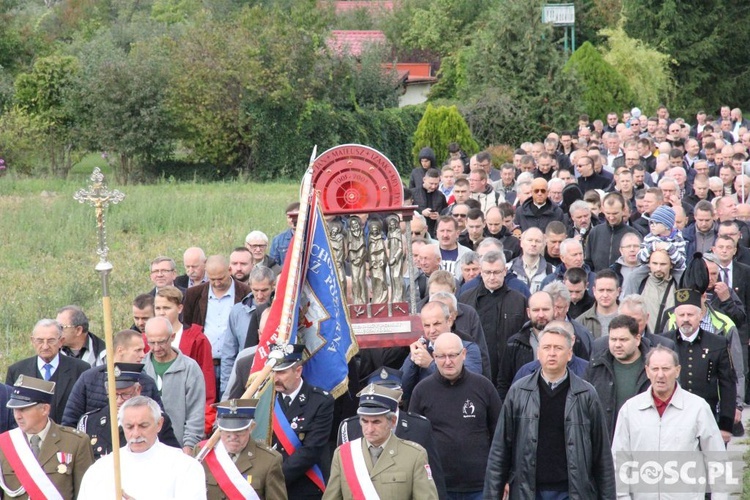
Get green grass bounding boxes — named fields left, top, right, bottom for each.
left=0, top=176, right=299, bottom=373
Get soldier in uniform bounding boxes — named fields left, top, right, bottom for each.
left=663, top=288, right=737, bottom=442
left=324, top=383, right=438, bottom=499
left=0, top=375, right=93, bottom=500
left=271, top=343, right=334, bottom=499
left=337, top=367, right=448, bottom=499
left=197, top=399, right=286, bottom=500
left=77, top=362, right=179, bottom=459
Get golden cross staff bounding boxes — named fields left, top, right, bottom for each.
left=74, top=167, right=125, bottom=500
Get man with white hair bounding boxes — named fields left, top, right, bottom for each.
left=176, top=247, right=208, bottom=289
left=78, top=396, right=206, bottom=499
left=245, top=230, right=281, bottom=275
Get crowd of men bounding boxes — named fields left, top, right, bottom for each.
left=0, top=106, right=749, bottom=498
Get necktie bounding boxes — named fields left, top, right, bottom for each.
left=229, top=453, right=238, bottom=463
left=42, top=363, right=52, bottom=381
left=29, top=435, right=41, bottom=459
left=283, top=395, right=291, bottom=410
left=369, top=445, right=383, bottom=465
left=722, top=267, right=731, bottom=287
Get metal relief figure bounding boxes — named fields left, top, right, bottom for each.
left=386, top=214, right=405, bottom=302
left=328, top=220, right=347, bottom=288
left=347, top=215, right=367, bottom=304
left=368, top=219, right=388, bottom=304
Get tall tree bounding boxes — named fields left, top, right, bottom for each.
left=622, top=0, right=750, bottom=114
left=564, top=41, right=634, bottom=121
left=457, top=0, right=582, bottom=144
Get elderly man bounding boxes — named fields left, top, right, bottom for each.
left=566, top=200, right=595, bottom=246
left=611, top=346, right=729, bottom=498
left=143, top=317, right=206, bottom=453
left=6, top=320, right=90, bottom=425
left=662, top=289, right=737, bottom=443
left=400, top=301, right=483, bottom=401
left=325, top=384, right=438, bottom=500
left=540, top=238, right=594, bottom=290
left=0, top=376, right=93, bottom=500
left=198, top=399, right=286, bottom=500
left=78, top=396, right=206, bottom=499
left=271, top=344, right=334, bottom=499
left=77, top=362, right=180, bottom=459
left=245, top=230, right=281, bottom=275
left=410, top=333, right=501, bottom=499
left=484, top=324, right=615, bottom=499
left=176, top=247, right=208, bottom=288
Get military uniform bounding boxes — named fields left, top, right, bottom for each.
left=273, top=380, right=334, bottom=499
left=0, top=421, right=94, bottom=500
left=664, top=328, right=738, bottom=431
left=338, top=411, right=447, bottom=499
left=325, top=433, right=437, bottom=500
left=200, top=438, right=286, bottom=500
left=77, top=405, right=181, bottom=459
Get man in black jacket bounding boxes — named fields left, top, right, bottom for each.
left=584, top=314, right=650, bottom=438
left=459, top=251, right=527, bottom=386
left=412, top=168, right=447, bottom=237
left=484, top=324, right=616, bottom=498
left=585, top=192, right=639, bottom=271
left=514, top=178, right=564, bottom=232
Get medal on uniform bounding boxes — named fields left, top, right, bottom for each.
left=57, top=452, right=72, bottom=473
left=247, top=475, right=253, bottom=484
left=57, top=464, right=67, bottom=474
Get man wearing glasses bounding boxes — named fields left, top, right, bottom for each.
left=147, top=256, right=184, bottom=296
left=245, top=230, right=281, bottom=275
left=76, top=362, right=180, bottom=459
left=409, top=332, right=501, bottom=500
left=6, top=319, right=89, bottom=424
left=514, top=178, right=564, bottom=232
left=142, top=317, right=206, bottom=454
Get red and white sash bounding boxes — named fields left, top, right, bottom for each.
left=0, top=428, right=63, bottom=499
left=201, top=440, right=260, bottom=500
left=339, top=438, right=380, bottom=500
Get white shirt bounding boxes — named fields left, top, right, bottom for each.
left=36, top=354, right=59, bottom=379
left=78, top=441, right=206, bottom=500
left=172, top=325, right=184, bottom=349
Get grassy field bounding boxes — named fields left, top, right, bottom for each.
left=0, top=172, right=299, bottom=373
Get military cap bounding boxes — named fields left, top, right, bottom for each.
left=7, top=375, right=55, bottom=409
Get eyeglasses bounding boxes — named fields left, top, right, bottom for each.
left=246, top=244, right=267, bottom=249
left=31, top=338, right=59, bottom=346
left=453, top=213, right=468, bottom=218
left=146, top=337, right=172, bottom=347
left=533, top=189, right=547, bottom=194
left=58, top=324, right=77, bottom=329
left=481, top=269, right=506, bottom=276
left=150, top=268, right=174, bottom=275
left=115, top=389, right=137, bottom=401
left=434, top=351, right=463, bottom=362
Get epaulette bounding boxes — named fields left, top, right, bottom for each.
left=59, top=425, right=88, bottom=438
left=255, top=441, right=283, bottom=458
left=399, top=439, right=427, bottom=453
left=311, top=386, right=330, bottom=397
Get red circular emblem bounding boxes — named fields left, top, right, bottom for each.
left=312, top=145, right=404, bottom=213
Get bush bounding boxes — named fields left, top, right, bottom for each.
left=411, top=104, right=479, bottom=165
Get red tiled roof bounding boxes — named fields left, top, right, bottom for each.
left=328, top=30, right=387, bottom=57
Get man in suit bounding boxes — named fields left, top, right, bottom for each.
left=0, top=375, right=93, bottom=499
left=337, top=367, right=447, bottom=499
left=6, top=320, right=90, bottom=424
left=147, top=256, right=186, bottom=297
left=176, top=246, right=208, bottom=289
left=272, top=344, right=334, bottom=499
left=324, top=383, right=438, bottom=500
left=198, top=399, right=286, bottom=500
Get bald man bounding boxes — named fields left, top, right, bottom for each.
left=182, top=255, right=251, bottom=393
left=514, top=178, right=564, bottom=232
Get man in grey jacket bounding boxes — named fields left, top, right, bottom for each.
left=143, top=317, right=206, bottom=453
